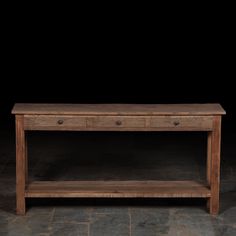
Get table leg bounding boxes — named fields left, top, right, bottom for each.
left=207, top=131, right=212, bottom=210
left=16, top=115, right=27, bottom=215
left=209, top=116, right=221, bottom=215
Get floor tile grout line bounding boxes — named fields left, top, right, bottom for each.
left=88, top=221, right=90, bottom=236
left=49, top=207, right=55, bottom=223
left=47, top=207, right=55, bottom=234
left=50, top=221, right=90, bottom=225
left=128, top=208, right=131, bottom=236
left=93, top=212, right=128, bottom=215
left=87, top=206, right=92, bottom=236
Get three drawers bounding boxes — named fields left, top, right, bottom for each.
left=24, top=115, right=213, bottom=130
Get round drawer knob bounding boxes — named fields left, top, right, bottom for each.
left=57, top=120, right=64, bottom=125
left=116, top=120, right=122, bottom=126
left=174, top=121, right=180, bottom=126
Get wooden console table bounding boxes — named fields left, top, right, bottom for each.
left=12, top=103, right=225, bottom=215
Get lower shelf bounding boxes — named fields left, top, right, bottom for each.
left=25, top=180, right=211, bottom=198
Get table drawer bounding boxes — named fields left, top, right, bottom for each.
left=24, top=115, right=214, bottom=131
left=87, top=116, right=146, bottom=128
left=150, top=116, right=213, bottom=130
left=24, top=115, right=86, bottom=130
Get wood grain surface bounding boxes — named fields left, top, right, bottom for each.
left=26, top=181, right=211, bottom=198
left=12, top=103, right=226, bottom=115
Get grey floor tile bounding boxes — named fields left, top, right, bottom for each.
left=167, top=208, right=217, bottom=236
left=52, top=207, right=90, bottom=223
left=90, top=213, right=129, bottom=236
left=0, top=211, right=11, bottom=235
left=212, top=224, right=236, bottom=236
left=220, top=191, right=236, bottom=215
left=26, top=206, right=54, bottom=216
left=5, top=206, right=53, bottom=235
left=92, top=206, right=128, bottom=214
left=219, top=207, right=236, bottom=225
left=130, top=207, right=170, bottom=236
left=172, top=206, right=209, bottom=216
left=6, top=214, right=51, bottom=236
left=50, top=223, right=88, bottom=236
left=170, top=208, right=213, bottom=225
left=168, top=223, right=215, bottom=236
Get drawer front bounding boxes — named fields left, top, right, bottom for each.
left=87, top=116, right=146, bottom=128
left=24, top=115, right=213, bottom=131
left=24, top=115, right=86, bottom=130
left=150, top=116, right=213, bottom=130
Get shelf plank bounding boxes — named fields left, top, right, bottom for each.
left=25, top=181, right=211, bottom=198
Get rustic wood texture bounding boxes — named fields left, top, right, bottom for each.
left=24, top=115, right=213, bottom=131
left=150, top=116, right=213, bottom=129
left=15, top=115, right=26, bottom=215
left=210, top=116, right=222, bottom=215
left=207, top=131, right=212, bottom=210
left=86, top=116, right=146, bottom=128
left=25, top=134, right=28, bottom=185
left=25, top=181, right=211, bottom=198
left=12, top=103, right=226, bottom=115
left=24, top=115, right=86, bottom=130
left=12, top=103, right=225, bottom=215
left=207, top=132, right=212, bottom=184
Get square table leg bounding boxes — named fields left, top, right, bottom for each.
left=207, top=131, right=212, bottom=210
left=16, top=115, right=27, bottom=215
left=209, top=116, right=221, bottom=215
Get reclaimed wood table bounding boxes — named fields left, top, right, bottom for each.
left=12, top=103, right=226, bottom=215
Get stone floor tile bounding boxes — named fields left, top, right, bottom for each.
left=212, top=223, right=236, bottom=236
left=6, top=214, right=51, bottom=236
left=130, top=207, right=170, bottom=236
left=218, top=207, right=236, bottom=225
left=92, top=206, right=128, bottom=214
left=90, top=213, right=129, bottom=236
left=167, top=223, right=215, bottom=236
left=52, top=207, right=90, bottom=223
left=49, top=223, right=88, bottom=236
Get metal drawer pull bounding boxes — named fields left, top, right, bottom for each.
left=174, top=121, right=180, bottom=126
left=116, top=120, right=122, bottom=126
left=57, top=120, right=64, bottom=125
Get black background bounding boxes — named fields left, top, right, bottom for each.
left=1, top=7, right=235, bottom=132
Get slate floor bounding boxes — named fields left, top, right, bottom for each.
left=0, top=129, right=235, bottom=235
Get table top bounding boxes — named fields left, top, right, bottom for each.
left=12, top=103, right=226, bottom=116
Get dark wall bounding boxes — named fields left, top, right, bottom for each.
left=1, top=9, right=235, bottom=131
